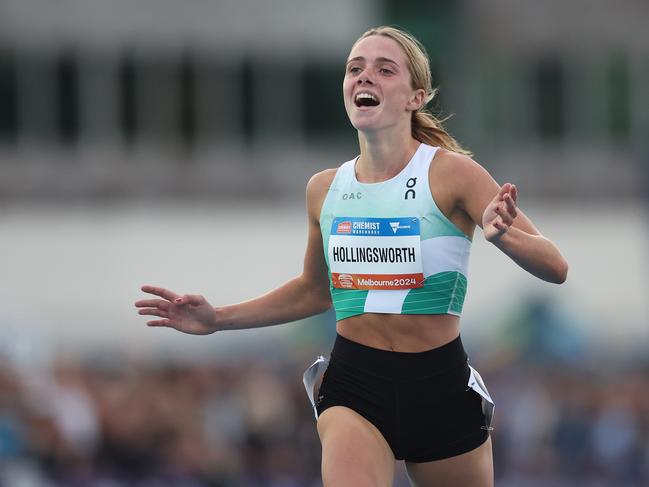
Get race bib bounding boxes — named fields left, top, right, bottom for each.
left=328, top=216, right=424, bottom=290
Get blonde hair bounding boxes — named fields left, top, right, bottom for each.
left=354, top=26, right=472, bottom=155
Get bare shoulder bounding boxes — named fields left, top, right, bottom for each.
left=307, top=168, right=338, bottom=196
left=430, top=148, right=491, bottom=184
left=429, top=148, right=501, bottom=229
left=306, top=168, right=338, bottom=220
left=431, top=148, right=499, bottom=199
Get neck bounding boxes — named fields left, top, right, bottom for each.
left=356, top=125, right=420, bottom=183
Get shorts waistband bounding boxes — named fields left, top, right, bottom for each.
left=330, top=333, right=468, bottom=381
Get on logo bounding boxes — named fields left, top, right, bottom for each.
left=343, top=192, right=362, bottom=200
left=405, top=177, right=417, bottom=200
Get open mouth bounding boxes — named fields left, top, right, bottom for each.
left=354, top=92, right=380, bottom=108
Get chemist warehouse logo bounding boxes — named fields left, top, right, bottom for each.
left=336, top=221, right=352, bottom=234
left=389, top=221, right=412, bottom=234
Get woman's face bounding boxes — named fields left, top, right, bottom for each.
left=343, top=35, right=423, bottom=133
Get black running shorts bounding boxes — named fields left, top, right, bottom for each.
left=315, top=333, right=490, bottom=463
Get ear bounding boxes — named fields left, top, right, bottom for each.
left=406, top=88, right=426, bottom=112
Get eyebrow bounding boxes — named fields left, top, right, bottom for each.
left=346, top=56, right=400, bottom=67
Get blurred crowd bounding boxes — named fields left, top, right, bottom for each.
left=0, top=352, right=648, bottom=487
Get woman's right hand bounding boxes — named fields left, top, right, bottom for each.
left=134, top=285, right=219, bottom=335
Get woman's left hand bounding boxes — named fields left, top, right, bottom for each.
left=482, top=183, right=518, bottom=242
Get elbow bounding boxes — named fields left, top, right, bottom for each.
left=309, top=287, right=333, bottom=315
left=317, top=294, right=333, bottom=314
left=550, top=258, right=569, bottom=284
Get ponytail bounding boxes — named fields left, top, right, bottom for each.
left=412, top=111, right=472, bottom=156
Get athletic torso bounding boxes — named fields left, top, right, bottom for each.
left=315, top=144, right=477, bottom=352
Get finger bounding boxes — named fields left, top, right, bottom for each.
left=174, top=294, right=205, bottom=306
left=147, top=319, right=173, bottom=327
left=499, top=212, right=514, bottom=226
left=141, top=285, right=180, bottom=302
left=496, top=183, right=512, bottom=200
left=138, top=308, right=169, bottom=318
left=503, top=193, right=518, bottom=218
left=494, top=203, right=514, bottom=223
left=134, top=299, right=170, bottom=310
left=510, top=184, right=518, bottom=205
left=492, top=218, right=508, bottom=232
left=496, top=204, right=514, bottom=225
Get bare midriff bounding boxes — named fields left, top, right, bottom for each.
left=336, top=313, right=461, bottom=353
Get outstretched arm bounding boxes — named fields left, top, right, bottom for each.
left=451, top=154, right=568, bottom=284
left=135, top=171, right=334, bottom=334
left=479, top=181, right=568, bottom=283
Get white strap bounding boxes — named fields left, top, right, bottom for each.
left=302, top=355, right=330, bottom=420
left=468, top=365, right=495, bottom=430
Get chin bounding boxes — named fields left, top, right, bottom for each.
left=350, top=120, right=373, bottom=131
left=349, top=113, right=382, bottom=132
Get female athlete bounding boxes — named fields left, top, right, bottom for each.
left=135, top=26, right=568, bottom=487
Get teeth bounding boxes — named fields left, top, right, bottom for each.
left=355, top=93, right=378, bottom=102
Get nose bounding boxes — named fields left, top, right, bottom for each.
left=357, top=75, right=374, bottom=86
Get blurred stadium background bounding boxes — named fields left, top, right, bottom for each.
left=1, top=0, right=648, bottom=486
